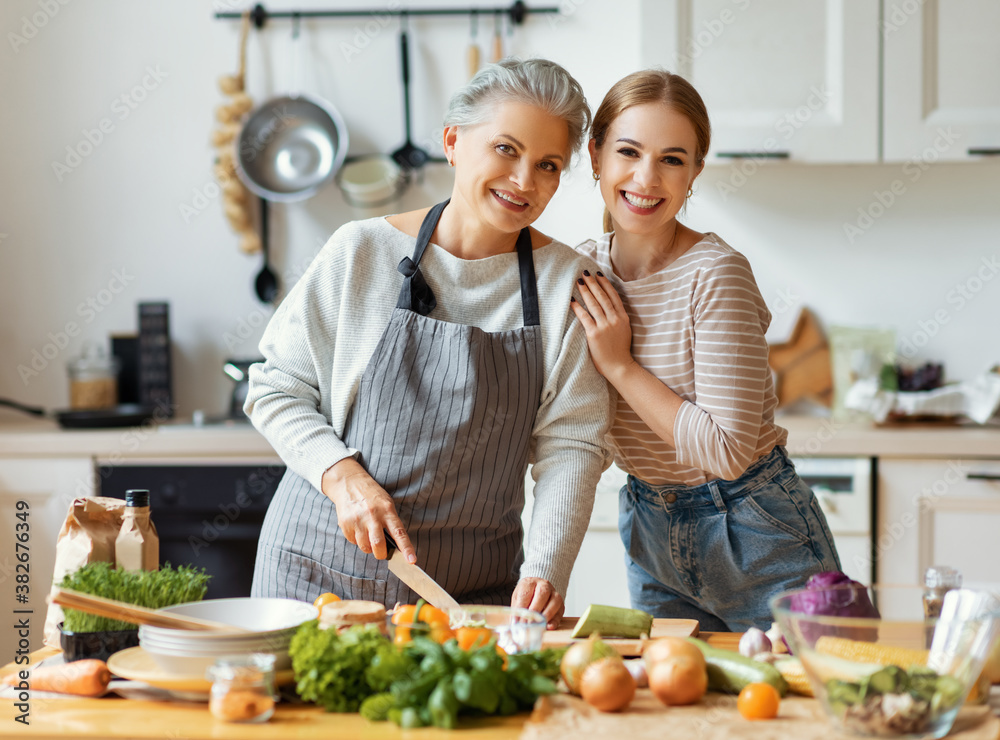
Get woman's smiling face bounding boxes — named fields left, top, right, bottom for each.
left=590, top=101, right=704, bottom=238
left=445, top=100, right=570, bottom=236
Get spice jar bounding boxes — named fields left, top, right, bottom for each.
left=67, top=343, right=119, bottom=410
left=206, top=654, right=276, bottom=723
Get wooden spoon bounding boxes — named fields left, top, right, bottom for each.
left=50, top=587, right=253, bottom=633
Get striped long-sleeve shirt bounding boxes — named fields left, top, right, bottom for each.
left=575, top=232, right=787, bottom=486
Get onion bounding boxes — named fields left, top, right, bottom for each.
left=648, top=655, right=708, bottom=706
left=642, top=636, right=706, bottom=672
left=560, top=634, right=620, bottom=695
left=579, top=657, right=636, bottom=712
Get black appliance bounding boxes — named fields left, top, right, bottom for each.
left=98, top=463, right=286, bottom=599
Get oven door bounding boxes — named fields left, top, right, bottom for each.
left=98, top=463, right=286, bottom=599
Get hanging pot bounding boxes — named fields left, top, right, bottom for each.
left=236, top=92, right=349, bottom=203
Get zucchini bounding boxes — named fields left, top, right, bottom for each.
left=570, top=604, right=654, bottom=639
left=686, top=637, right=788, bottom=697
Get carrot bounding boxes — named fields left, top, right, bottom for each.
left=2, top=659, right=111, bottom=697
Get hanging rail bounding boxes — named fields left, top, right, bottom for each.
left=215, top=2, right=560, bottom=29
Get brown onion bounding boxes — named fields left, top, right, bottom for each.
left=580, top=657, right=636, bottom=712
left=648, top=655, right=708, bottom=706
left=560, top=633, right=619, bottom=695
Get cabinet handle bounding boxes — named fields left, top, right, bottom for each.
left=715, top=151, right=790, bottom=159
left=967, top=473, right=1000, bottom=481
left=967, top=148, right=1000, bottom=156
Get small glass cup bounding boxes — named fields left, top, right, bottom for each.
left=206, top=653, right=276, bottom=723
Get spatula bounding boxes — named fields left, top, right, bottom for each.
left=50, top=587, right=253, bottom=633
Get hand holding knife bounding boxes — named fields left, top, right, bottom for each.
left=384, top=530, right=461, bottom=610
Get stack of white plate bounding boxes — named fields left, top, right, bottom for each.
left=139, top=597, right=317, bottom=675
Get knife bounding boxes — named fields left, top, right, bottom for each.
left=384, top=532, right=461, bottom=610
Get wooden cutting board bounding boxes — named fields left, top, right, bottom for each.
left=541, top=617, right=699, bottom=656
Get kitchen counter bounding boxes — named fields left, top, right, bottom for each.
left=1, top=414, right=997, bottom=461
left=0, top=417, right=277, bottom=461
left=0, top=636, right=742, bottom=740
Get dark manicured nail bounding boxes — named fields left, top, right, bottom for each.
left=570, top=296, right=576, bottom=302
left=583, top=270, right=591, bottom=277
left=596, top=271, right=604, bottom=277
left=577, top=278, right=585, bottom=285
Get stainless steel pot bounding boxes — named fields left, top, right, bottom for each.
left=236, top=93, right=348, bottom=203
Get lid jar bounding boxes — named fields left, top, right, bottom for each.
left=67, top=344, right=119, bottom=410
left=206, top=653, right=276, bottom=723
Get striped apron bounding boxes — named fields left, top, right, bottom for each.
left=251, top=200, right=544, bottom=607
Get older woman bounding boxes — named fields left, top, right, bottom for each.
left=247, top=58, right=611, bottom=626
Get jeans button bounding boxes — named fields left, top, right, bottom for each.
left=664, top=493, right=677, bottom=504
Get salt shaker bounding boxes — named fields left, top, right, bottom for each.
left=207, top=653, right=276, bottom=723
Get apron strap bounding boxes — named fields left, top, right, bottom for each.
left=515, top=226, right=540, bottom=327
left=397, top=198, right=541, bottom=327
left=396, top=200, right=448, bottom=315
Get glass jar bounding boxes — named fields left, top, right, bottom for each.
left=67, top=344, right=119, bottom=410
left=206, top=653, right=276, bottom=723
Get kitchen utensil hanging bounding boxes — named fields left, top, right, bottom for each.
left=467, top=11, right=481, bottom=80
left=235, top=16, right=349, bottom=303
left=391, top=15, right=430, bottom=175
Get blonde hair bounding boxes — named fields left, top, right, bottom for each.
left=591, top=69, right=711, bottom=232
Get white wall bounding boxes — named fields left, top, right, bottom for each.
left=1, top=0, right=997, bottom=420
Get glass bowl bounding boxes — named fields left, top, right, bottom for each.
left=385, top=604, right=546, bottom=654
left=771, top=584, right=1000, bottom=739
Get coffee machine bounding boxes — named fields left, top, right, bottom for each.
left=223, top=359, right=262, bottom=420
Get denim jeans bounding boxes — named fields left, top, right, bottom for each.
left=619, top=446, right=841, bottom=632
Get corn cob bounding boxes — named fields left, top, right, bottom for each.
left=774, top=658, right=814, bottom=697
left=814, top=635, right=929, bottom=669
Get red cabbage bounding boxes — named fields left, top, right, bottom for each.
left=788, top=571, right=880, bottom=647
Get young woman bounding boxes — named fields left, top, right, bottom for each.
left=247, top=59, right=611, bottom=627
left=571, top=70, right=840, bottom=631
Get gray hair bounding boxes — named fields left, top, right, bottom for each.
left=443, top=57, right=591, bottom=165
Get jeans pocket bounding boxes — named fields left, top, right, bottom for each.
left=737, top=488, right=812, bottom=545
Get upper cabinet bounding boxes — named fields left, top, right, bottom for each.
left=639, top=0, right=1000, bottom=164
left=883, top=0, right=1000, bottom=162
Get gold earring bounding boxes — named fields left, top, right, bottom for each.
left=449, top=159, right=455, bottom=167
left=592, top=172, right=600, bottom=181
left=687, top=187, right=694, bottom=198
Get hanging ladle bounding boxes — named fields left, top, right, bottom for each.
left=391, top=14, right=430, bottom=172
left=254, top=196, right=279, bottom=303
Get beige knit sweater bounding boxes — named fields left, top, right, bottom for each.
left=247, top=217, right=613, bottom=595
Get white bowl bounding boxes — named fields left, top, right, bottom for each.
left=138, top=597, right=316, bottom=675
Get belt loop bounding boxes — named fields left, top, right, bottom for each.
left=709, top=481, right=726, bottom=513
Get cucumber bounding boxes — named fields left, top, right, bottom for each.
left=686, top=637, right=789, bottom=697
left=570, top=604, right=654, bottom=639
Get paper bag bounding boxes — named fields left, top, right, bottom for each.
left=43, top=496, right=127, bottom=648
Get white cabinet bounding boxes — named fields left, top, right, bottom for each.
left=0, top=458, right=95, bottom=660
left=877, top=457, right=1000, bottom=617
left=883, top=0, right=1000, bottom=162
left=640, top=0, right=999, bottom=164
left=640, top=0, right=880, bottom=163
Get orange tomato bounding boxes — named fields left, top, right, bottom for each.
left=391, top=604, right=417, bottom=625
left=737, top=682, right=781, bottom=720
left=312, top=592, right=341, bottom=610
left=414, top=603, right=449, bottom=628
left=456, top=627, right=494, bottom=651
